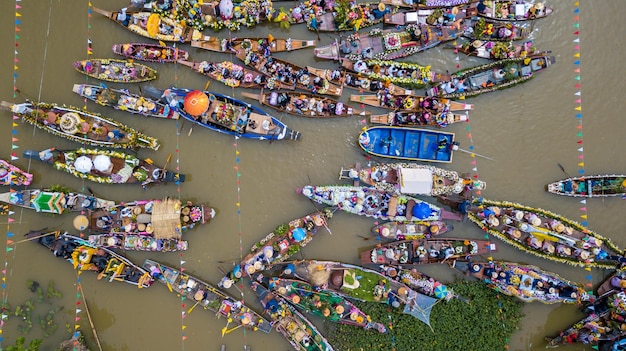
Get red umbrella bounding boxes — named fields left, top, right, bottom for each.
left=183, top=90, right=209, bottom=116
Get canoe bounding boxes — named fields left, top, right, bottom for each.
left=177, top=60, right=293, bottom=90
left=597, top=269, right=626, bottom=298
left=191, top=36, right=316, bottom=54
left=461, top=17, right=529, bottom=42
left=88, top=234, right=188, bottom=252
left=466, top=199, right=625, bottom=269
left=259, top=275, right=387, bottom=333
left=72, top=84, right=178, bottom=120
left=0, top=188, right=115, bottom=214
left=163, top=88, right=302, bottom=141
left=306, top=66, right=415, bottom=96
left=23, top=148, right=185, bottom=187
left=350, top=93, right=473, bottom=112
left=342, top=59, right=451, bottom=89
left=426, top=54, right=556, bottom=99
left=369, top=109, right=469, bottom=128
left=360, top=238, right=496, bottom=265
left=74, top=59, right=158, bottom=84
left=357, top=126, right=457, bottom=163
left=371, top=220, right=452, bottom=240
left=299, top=185, right=462, bottom=221
left=111, top=42, right=190, bottom=63
left=380, top=0, right=477, bottom=9
left=315, top=24, right=460, bottom=62
left=240, top=91, right=369, bottom=118
left=473, top=0, right=553, bottom=22
left=309, top=2, right=399, bottom=32
left=92, top=7, right=200, bottom=42
left=144, top=259, right=273, bottom=334
left=2, top=100, right=160, bottom=150
left=0, top=159, right=33, bottom=186
left=341, top=162, right=485, bottom=196
left=455, top=40, right=542, bottom=60
left=237, top=50, right=343, bottom=96
left=547, top=175, right=626, bottom=198
left=383, top=3, right=477, bottom=26
left=379, top=264, right=460, bottom=301
left=26, top=230, right=153, bottom=288
left=251, top=280, right=335, bottom=350
left=218, top=209, right=333, bottom=289
left=452, top=260, right=591, bottom=304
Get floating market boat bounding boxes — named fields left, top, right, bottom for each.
left=360, top=238, right=496, bottom=265
left=452, top=260, right=591, bottom=304
left=466, top=199, right=625, bottom=269
left=26, top=230, right=153, bottom=288
left=0, top=160, right=33, bottom=186
left=350, top=92, right=473, bottom=112
left=240, top=91, right=368, bottom=118
left=177, top=60, right=293, bottom=90
left=473, top=0, right=552, bottom=22
left=306, top=66, right=415, bottom=96
left=597, top=269, right=626, bottom=297
left=191, top=36, right=316, bottom=54
left=357, top=126, right=457, bottom=163
left=378, top=264, right=459, bottom=301
left=343, top=59, right=450, bottom=89
left=547, top=175, right=626, bottom=198
left=162, top=88, right=302, bottom=141
left=0, top=188, right=115, bottom=214
left=143, top=259, right=273, bottom=334
left=2, top=101, right=160, bottom=150
left=88, top=234, right=188, bottom=252
left=218, top=209, right=334, bottom=289
left=111, top=42, right=190, bottom=63
left=368, top=109, right=469, bottom=128
left=298, top=185, right=462, bottom=221
left=309, top=1, right=399, bottom=32
left=380, top=0, right=477, bottom=10
left=23, top=148, right=184, bottom=187
left=383, top=3, right=476, bottom=26
left=251, top=280, right=335, bottom=350
left=371, top=220, right=452, bottom=240
left=72, top=84, right=178, bottom=120
left=455, top=40, right=540, bottom=60
left=73, top=59, right=158, bottom=84
left=426, top=54, right=556, bottom=99
left=461, top=17, right=529, bottom=42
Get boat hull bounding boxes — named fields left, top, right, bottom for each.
left=0, top=159, right=33, bottom=186
left=547, top=175, right=626, bottom=198
left=74, top=58, right=158, bottom=83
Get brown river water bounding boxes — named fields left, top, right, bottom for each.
left=1, top=0, right=625, bottom=350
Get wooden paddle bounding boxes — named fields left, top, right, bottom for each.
left=557, top=163, right=572, bottom=178
left=187, top=299, right=202, bottom=313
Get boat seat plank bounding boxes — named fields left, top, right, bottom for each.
left=418, top=132, right=438, bottom=160
left=403, top=130, right=420, bottom=158
left=390, top=129, right=406, bottom=157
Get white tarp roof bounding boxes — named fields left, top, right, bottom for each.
left=399, top=167, right=433, bottom=195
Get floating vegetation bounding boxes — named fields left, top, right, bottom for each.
left=9, top=279, right=64, bottom=337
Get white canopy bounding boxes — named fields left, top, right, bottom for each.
left=399, top=167, right=433, bottom=195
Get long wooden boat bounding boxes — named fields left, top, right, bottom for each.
left=251, top=280, right=334, bottom=350
left=547, top=175, right=626, bottom=198
left=372, top=220, right=452, bottom=240
left=0, top=188, right=115, bottom=214
left=240, top=91, right=369, bottom=118
left=144, top=259, right=273, bottom=334
left=379, top=264, right=460, bottom=301
left=381, top=0, right=477, bottom=9
left=383, top=3, right=477, bottom=26
left=369, top=109, right=469, bottom=128
left=461, top=17, right=529, bottom=42
left=111, top=42, right=190, bottom=63
left=88, top=234, right=188, bottom=252
left=310, top=1, right=399, bottom=32
left=315, top=24, right=459, bottom=62
left=466, top=199, right=625, bottom=269
left=455, top=40, right=541, bottom=60
left=452, top=260, right=591, bottom=304
left=2, top=101, right=160, bottom=150
left=597, top=268, right=626, bottom=297
left=306, top=66, right=415, bottom=96
left=258, top=275, right=387, bottom=333
left=72, top=84, right=178, bottom=120
left=473, top=0, right=553, bottom=22
left=191, top=36, right=316, bottom=54
left=350, top=93, right=473, bottom=112
left=426, top=54, right=556, bottom=99
left=92, top=7, right=200, bottom=42
left=299, top=185, right=462, bottom=221
left=23, top=148, right=185, bottom=187
left=177, top=60, right=293, bottom=90
left=163, top=88, right=302, bottom=141
left=360, top=238, right=496, bottom=265
left=26, top=230, right=153, bottom=288
left=342, top=59, right=450, bottom=89
left=74, top=59, right=158, bottom=84
left=0, top=160, right=33, bottom=186
left=357, top=126, right=457, bottom=163
left=218, top=209, right=333, bottom=289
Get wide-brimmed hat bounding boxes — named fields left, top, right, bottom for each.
left=531, top=217, right=542, bottom=226
left=515, top=211, right=524, bottom=220
left=511, top=230, right=521, bottom=239
left=451, top=6, right=459, bottom=15
left=472, top=40, right=484, bottom=48
left=562, top=247, right=572, bottom=256
left=471, top=264, right=482, bottom=273
left=544, top=243, right=555, bottom=253
left=554, top=223, right=565, bottom=233
left=488, top=215, right=499, bottom=226
left=378, top=3, right=386, bottom=11
left=535, top=2, right=545, bottom=10
left=580, top=251, right=590, bottom=259
left=430, top=225, right=439, bottom=234
left=381, top=227, right=391, bottom=237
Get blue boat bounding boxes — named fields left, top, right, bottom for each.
left=358, top=126, right=456, bottom=163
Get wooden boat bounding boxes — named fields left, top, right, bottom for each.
left=597, top=269, right=626, bottom=297
left=380, top=0, right=477, bottom=9
left=251, top=280, right=335, bottom=350
left=298, top=185, right=462, bottom=222
left=143, top=259, right=273, bottom=334
left=72, top=84, right=178, bottom=120
left=378, top=264, right=460, bottom=301
left=306, top=66, right=415, bottom=96
left=350, top=93, right=473, bottom=112
left=257, top=275, right=387, bottom=333
left=473, top=0, right=553, bottom=22
left=237, top=50, right=343, bottom=96
left=73, top=59, right=158, bottom=84
left=340, top=162, right=485, bottom=196
left=0, top=160, right=33, bottom=186
left=357, top=126, right=457, bottom=163
left=547, top=175, right=626, bottom=198
left=369, top=110, right=469, bottom=128
left=455, top=40, right=541, bottom=60
left=2, top=101, right=160, bottom=150
left=360, top=238, right=496, bottom=265
left=163, top=88, right=302, bottom=141
left=315, top=24, right=460, bottom=62
left=452, top=260, right=591, bottom=304
left=0, top=188, right=115, bottom=214
left=466, top=199, right=625, bottom=269
left=342, top=59, right=451, bottom=89
left=92, top=7, right=200, bottom=42
left=177, top=60, right=293, bottom=90
left=372, top=220, right=452, bottom=240
left=111, top=42, right=190, bottom=63
left=88, top=234, right=188, bottom=252
left=26, top=230, right=153, bottom=288
left=462, top=17, right=529, bottom=42
left=310, top=1, right=399, bottom=32
left=240, top=91, right=369, bottom=118
left=191, top=36, right=316, bottom=54
left=218, top=209, right=333, bottom=289
left=23, top=148, right=185, bottom=187
left=383, top=3, right=477, bottom=26
left=426, top=54, right=556, bottom=99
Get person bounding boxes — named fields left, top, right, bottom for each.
left=248, top=119, right=257, bottom=130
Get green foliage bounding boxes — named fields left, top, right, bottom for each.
left=275, top=224, right=289, bottom=235
left=5, top=336, right=43, bottom=351
left=326, top=280, right=524, bottom=351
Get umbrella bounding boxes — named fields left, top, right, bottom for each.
left=292, top=227, right=306, bottom=242
left=219, top=0, right=234, bottom=19
left=146, top=14, right=161, bottom=37
left=73, top=156, right=93, bottom=173
left=93, top=154, right=112, bottom=172
left=433, top=283, right=449, bottom=299
left=183, top=90, right=209, bottom=116
left=412, top=202, right=433, bottom=219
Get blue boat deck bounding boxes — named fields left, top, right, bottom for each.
left=359, top=127, right=454, bottom=163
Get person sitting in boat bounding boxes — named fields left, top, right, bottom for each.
left=442, top=81, right=457, bottom=94
left=476, top=0, right=491, bottom=14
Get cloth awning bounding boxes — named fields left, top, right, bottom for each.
left=33, top=191, right=64, bottom=214
left=399, top=167, right=433, bottom=195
